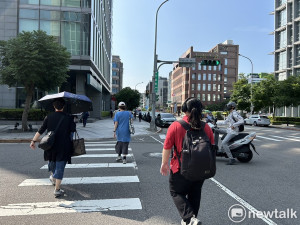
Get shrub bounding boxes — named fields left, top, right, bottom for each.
left=101, top=111, right=110, bottom=117
left=271, top=121, right=282, bottom=125
left=0, top=109, right=48, bottom=120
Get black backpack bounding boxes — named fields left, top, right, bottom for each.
left=175, top=120, right=216, bottom=181
left=232, top=113, right=244, bottom=132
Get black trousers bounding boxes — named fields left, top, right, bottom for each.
left=169, top=171, right=205, bottom=222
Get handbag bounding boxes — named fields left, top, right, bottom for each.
left=38, top=116, right=65, bottom=151
left=129, top=116, right=135, bottom=134
left=72, top=131, right=86, bottom=156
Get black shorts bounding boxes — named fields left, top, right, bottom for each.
left=115, top=141, right=129, bottom=155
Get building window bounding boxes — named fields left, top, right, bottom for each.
left=191, top=93, right=195, bottom=97
left=112, top=62, right=118, bottom=68
left=198, top=74, right=201, bottom=80
left=277, top=8, right=287, bottom=28
left=207, top=94, right=211, bottom=101
left=213, top=66, right=217, bottom=70
left=41, top=0, right=60, bottom=6
left=19, top=9, right=39, bottom=19
left=224, top=76, right=227, bottom=83
left=203, top=74, right=206, bottom=80
left=62, top=0, right=81, bottom=7
left=20, top=0, right=39, bottom=4
left=61, top=21, right=81, bottom=55
left=112, top=71, right=118, bottom=76
left=218, top=84, right=221, bottom=91
left=218, top=74, right=222, bottom=81
left=192, top=73, right=196, bottom=80
left=192, top=83, right=195, bottom=91
left=40, top=20, right=60, bottom=37
left=277, top=29, right=287, bottom=48
left=208, top=74, right=211, bottom=81
left=213, top=94, right=216, bottom=101
left=198, top=63, right=202, bottom=70
left=219, top=64, right=222, bottom=71
left=202, top=94, right=206, bottom=101
left=220, top=51, right=227, bottom=55
left=213, top=74, right=216, bottom=81
left=208, top=66, right=211, bottom=70
left=197, top=84, right=201, bottom=91
left=218, top=94, right=221, bottom=101
left=224, top=86, right=227, bottom=93
left=208, top=84, right=211, bottom=91
left=203, top=84, right=206, bottom=91
left=203, top=65, right=207, bottom=70
left=225, top=58, right=228, bottom=65
left=213, top=84, right=216, bottom=91
left=197, top=93, right=201, bottom=100
left=40, top=10, right=61, bottom=20
left=224, top=68, right=228, bottom=75
left=19, top=19, right=39, bottom=32
left=277, top=51, right=287, bottom=69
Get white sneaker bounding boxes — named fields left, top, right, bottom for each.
left=181, top=219, right=187, bottom=225
left=123, top=158, right=127, bottom=164
left=188, top=216, right=202, bottom=225
left=116, top=156, right=122, bottom=162
left=54, top=189, right=65, bottom=197
left=49, top=175, right=56, bottom=186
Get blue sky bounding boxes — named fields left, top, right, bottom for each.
left=112, top=0, right=274, bottom=93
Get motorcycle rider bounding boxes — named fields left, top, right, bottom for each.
left=215, top=102, right=244, bottom=165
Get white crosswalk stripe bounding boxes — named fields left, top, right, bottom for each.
left=256, top=136, right=282, bottom=141
left=270, top=135, right=300, bottom=142
left=19, top=176, right=140, bottom=186
left=0, top=141, right=142, bottom=217
left=0, top=198, right=142, bottom=217
left=40, top=163, right=135, bottom=169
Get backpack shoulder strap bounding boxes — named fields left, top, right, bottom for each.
left=177, top=120, right=191, bottom=131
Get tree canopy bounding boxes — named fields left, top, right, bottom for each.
left=115, top=87, right=140, bottom=110
left=0, top=30, right=71, bottom=130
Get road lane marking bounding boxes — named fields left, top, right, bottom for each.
left=210, top=178, right=277, bottom=225
left=159, top=134, right=166, bottom=140
left=74, top=154, right=132, bottom=158
left=85, top=143, right=116, bottom=146
left=0, top=198, right=142, bottom=217
left=270, top=135, right=300, bottom=142
left=256, top=136, right=282, bottom=141
left=40, top=163, right=135, bottom=169
left=85, top=148, right=132, bottom=151
left=19, top=176, right=139, bottom=186
left=150, top=136, right=164, bottom=145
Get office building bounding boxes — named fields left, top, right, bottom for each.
left=0, top=0, right=112, bottom=118
left=272, top=0, right=300, bottom=116
left=112, top=55, right=123, bottom=94
left=170, top=40, right=239, bottom=112
left=146, top=76, right=168, bottom=110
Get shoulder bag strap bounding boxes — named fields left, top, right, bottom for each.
left=174, top=120, right=190, bottom=169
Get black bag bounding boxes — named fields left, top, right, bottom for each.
left=175, top=120, right=216, bottom=181
left=232, top=114, right=244, bottom=132
left=72, top=131, right=86, bottom=156
left=38, top=116, right=65, bottom=151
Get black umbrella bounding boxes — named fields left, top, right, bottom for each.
left=38, top=91, right=93, bottom=114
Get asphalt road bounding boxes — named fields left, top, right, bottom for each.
left=0, top=126, right=299, bottom=225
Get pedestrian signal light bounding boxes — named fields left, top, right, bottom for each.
left=200, top=60, right=220, bottom=66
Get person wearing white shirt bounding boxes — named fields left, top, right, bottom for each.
left=215, top=102, right=244, bottom=165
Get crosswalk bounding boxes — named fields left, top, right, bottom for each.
left=159, top=132, right=300, bottom=142
left=0, top=141, right=142, bottom=217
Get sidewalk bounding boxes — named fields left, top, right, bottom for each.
left=0, top=118, right=154, bottom=143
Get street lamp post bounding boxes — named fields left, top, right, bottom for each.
left=151, top=0, right=169, bottom=131
left=238, top=53, right=254, bottom=114
left=135, top=82, right=143, bottom=91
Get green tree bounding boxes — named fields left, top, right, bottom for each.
left=0, top=30, right=71, bottom=130
left=230, top=75, right=251, bottom=111
left=205, top=100, right=229, bottom=111
left=252, top=76, right=277, bottom=112
left=115, top=87, right=140, bottom=110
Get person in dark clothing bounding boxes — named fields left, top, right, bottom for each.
left=138, top=111, right=142, bottom=122
left=146, top=112, right=151, bottom=122
left=81, top=111, right=89, bottom=127
left=110, top=109, right=113, bottom=118
left=30, top=98, right=76, bottom=197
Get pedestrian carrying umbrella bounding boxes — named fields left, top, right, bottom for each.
left=38, top=91, right=93, bottom=114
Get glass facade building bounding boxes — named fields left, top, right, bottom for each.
left=0, top=0, right=112, bottom=118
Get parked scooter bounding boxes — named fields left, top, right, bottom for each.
left=207, top=119, right=258, bottom=163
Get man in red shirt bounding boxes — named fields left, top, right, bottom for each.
left=160, top=98, right=214, bottom=225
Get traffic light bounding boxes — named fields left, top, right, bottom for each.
left=156, top=94, right=159, bottom=101
left=200, top=60, right=220, bottom=66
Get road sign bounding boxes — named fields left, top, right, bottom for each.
left=178, top=58, right=196, bottom=67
